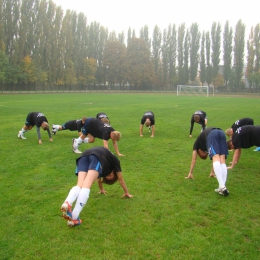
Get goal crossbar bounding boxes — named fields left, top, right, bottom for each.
left=177, top=85, right=209, bottom=97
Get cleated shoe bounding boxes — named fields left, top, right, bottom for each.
left=253, top=147, right=260, bottom=152
left=72, top=138, right=82, bottom=153
left=218, top=187, right=230, bottom=196
left=72, top=138, right=76, bottom=151
left=52, top=125, right=56, bottom=135
left=73, top=149, right=82, bottom=154
left=60, top=201, right=72, bottom=220
left=18, top=131, right=26, bottom=139
left=215, top=187, right=221, bottom=192
left=68, top=217, right=82, bottom=227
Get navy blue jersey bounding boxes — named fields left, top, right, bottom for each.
left=82, top=118, right=115, bottom=140
left=232, top=125, right=260, bottom=149
left=77, top=147, right=121, bottom=177
left=231, top=118, right=254, bottom=132
left=26, top=112, right=48, bottom=127
left=141, top=111, right=155, bottom=125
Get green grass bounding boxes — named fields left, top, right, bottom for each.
left=0, top=93, right=259, bottom=260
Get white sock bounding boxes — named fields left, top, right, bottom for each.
left=53, top=124, right=60, bottom=130
left=72, top=188, right=90, bottom=220
left=83, top=138, right=89, bottom=143
left=213, top=161, right=225, bottom=188
left=221, top=163, right=228, bottom=185
left=21, top=128, right=26, bottom=134
left=76, top=137, right=83, bottom=146
left=64, top=186, right=81, bottom=206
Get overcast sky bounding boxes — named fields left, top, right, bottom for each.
left=53, top=0, right=259, bottom=37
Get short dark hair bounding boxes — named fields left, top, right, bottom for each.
left=227, top=140, right=234, bottom=150
left=102, top=171, right=118, bottom=185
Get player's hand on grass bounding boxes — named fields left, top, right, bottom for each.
left=118, top=153, right=125, bottom=156
left=50, top=138, right=53, bottom=142
left=122, top=193, right=133, bottom=198
left=99, top=189, right=107, bottom=195
left=209, top=173, right=216, bottom=178
left=140, top=135, right=143, bottom=137
left=150, top=135, right=154, bottom=138
left=38, top=140, right=42, bottom=144
left=185, top=173, right=194, bottom=179
left=189, top=135, right=192, bottom=138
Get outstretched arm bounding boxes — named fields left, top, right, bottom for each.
left=227, top=148, right=241, bottom=169
left=97, top=178, right=106, bottom=195
left=185, top=150, right=197, bottom=179
left=117, top=172, right=133, bottom=198
left=46, top=128, right=53, bottom=142
left=108, top=140, right=124, bottom=156
left=140, top=124, right=144, bottom=136
left=151, top=125, right=155, bottom=137
left=36, top=127, right=42, bottom=144
left=189, top=119, right=194, bottom=137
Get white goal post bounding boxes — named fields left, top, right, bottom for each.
left=177, top=85, right=213, bottom=97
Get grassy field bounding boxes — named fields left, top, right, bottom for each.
left=0, top=93, right=259, bottom=260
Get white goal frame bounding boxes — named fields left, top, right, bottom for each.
left=177, top=85, right=212, bottom=97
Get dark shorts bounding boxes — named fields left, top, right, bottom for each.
left=62, top=121, right=78, bottom=131
left=81, top=117, right=92, bottom=135
left=25, top=115, right=33, bottom=126
left=206, top=129, right=228, bottom=159
left=75, top=154, right=102, bottom=177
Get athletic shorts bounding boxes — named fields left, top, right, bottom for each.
left=75, top=154, right=102, bottom=177
left=81, top=117, right=92, bottom=135
left=206, top=129, right=228, bottom=159
left=62, top=121, right=78, bottom=131
left=25, top=115, right=33, bottom=126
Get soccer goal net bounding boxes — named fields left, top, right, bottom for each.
left=177, top=85, right=210, bottom=97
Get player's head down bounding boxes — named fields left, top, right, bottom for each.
left=41, top=121, right=49, bottom=131
left=145, top=118, right=151, bottom=127
left=197, top=149, right=208, bottom=159
left=111, top=131, right=121, bottom=141
left=102, top=170, right=118, bottom=185
left=194, top=115, right=200, bottom=123
left=227, top=140, right=234, bottom=150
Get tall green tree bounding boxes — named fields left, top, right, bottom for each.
left=233, top=19, right=245, bottom=89
left=254, top=24, right=260, bottom=90
left=123, top=37, right=155, bottom=90
left=184, top=30, right=189, bottom=84
left=246, top=27, right=255, bottom=89
left=1, top=0, right=20, bottom=63
left=152, top=25, right=161, bottom=76
left=205, top=31, right=212, bottom=86
left=223, top=21, right=233, bottom=87
left=168, top=24, right=177, bottom=87
left=161, top=28, right=170, bottom=90
left=189, top=23, right=200, bottom=83
left=103, top=40, right=126, bottom=88
left=200, top=32, right=206, bottom=85
left=140, top=25, right=151, bottom=51
left=177, top=23, right=185, bottom=84
left=211, top=22, right=221, bottom=87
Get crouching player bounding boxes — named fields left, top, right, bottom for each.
left=60, top=146, right=133, bottom=227
left=185, top=127, right=229, bottom=196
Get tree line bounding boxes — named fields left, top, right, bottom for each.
left=0, top=0, right=259, bottom=92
